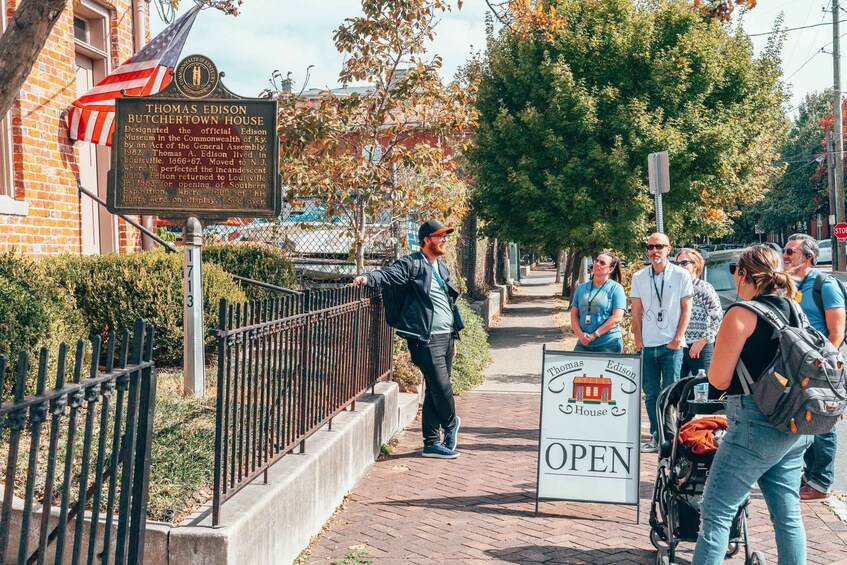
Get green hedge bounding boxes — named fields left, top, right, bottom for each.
left=42, top=250, right=247, bottom=365
left=0, top=254, right=83, bottom=361
left=451, top=299, right=491, bottom=394
left=203, top=243, right=296, bottom=299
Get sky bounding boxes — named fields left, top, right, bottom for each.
left=150, top=0, right=844, bottom=114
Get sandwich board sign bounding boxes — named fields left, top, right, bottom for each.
left=536, top=347, right=642, bottom=520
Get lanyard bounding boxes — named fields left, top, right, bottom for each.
left=652, top=269, right=665, bottom=307
left=586, top=280, right=609, bottom=310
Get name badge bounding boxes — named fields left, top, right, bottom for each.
left=584, top=314, right=591, bottom=325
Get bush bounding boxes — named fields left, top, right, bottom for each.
left=42, top=250, right=247, bottom=365
left=389, top=298, right=491, bottom=395
left=0, top=254, right=83, bottom=361
left=452, top=299, right=491, bottom=394
left=203, top=243, right=296, bottom=299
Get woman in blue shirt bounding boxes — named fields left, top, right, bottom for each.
left=569, top=252, right=627, bottom=353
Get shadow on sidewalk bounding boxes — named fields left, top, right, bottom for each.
left=486, top=545, right=655, bottom=564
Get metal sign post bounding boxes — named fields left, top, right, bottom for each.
left=183, top=216, right=204, bottom=396
left=648, top=151, right=670, bottom=234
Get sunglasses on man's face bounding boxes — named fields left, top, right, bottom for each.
left=646, top=244, right=668, bottom=251
left=782, top=247, right=797, bottom=256
left=729, top=263, right=738, bottom=275
left=676, top=260, right=695, bottom=267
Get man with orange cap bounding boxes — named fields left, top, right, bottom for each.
left=353, top=220, right=464, bottom=459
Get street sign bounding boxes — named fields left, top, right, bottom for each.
left=834, top=222, right=847, bottom=242
left=648, top=151, right=670, bottom=194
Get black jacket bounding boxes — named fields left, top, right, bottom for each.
left=366, top=251, right=463, bottom=343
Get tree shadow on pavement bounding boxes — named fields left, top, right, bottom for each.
left=380, top=491, right=640, bottom=522
left=485, top=545, right=657, bottom=564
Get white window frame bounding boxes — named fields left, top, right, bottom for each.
left=0, top=0, right=27, bottom=216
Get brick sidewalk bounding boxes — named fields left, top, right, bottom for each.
left=303, top=270, right=847, bottom=564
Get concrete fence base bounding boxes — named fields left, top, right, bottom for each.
left=468, top=284, right=511, bottom=329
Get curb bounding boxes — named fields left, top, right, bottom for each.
left=825, top=496, right=847, bottom=522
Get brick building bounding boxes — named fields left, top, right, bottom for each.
left=0, top=0, right=149, bottom=257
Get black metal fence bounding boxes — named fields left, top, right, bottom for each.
left=212, top=286, right=392, bottom=525
left=0, top=319, right=156, bottom=565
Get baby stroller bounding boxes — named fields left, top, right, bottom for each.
left=648, top=375, right=766, bottom=565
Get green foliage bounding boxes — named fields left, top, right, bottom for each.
left=0, top=254, right=83, bottom=364
left=469, top=0, right=787, bottom=258
left=42, top=251, right=247, bottom=365
left=753, top=90, right=832, bottom=233
left=202, top=243, right=297, bottom=299
left=451, top=298, right=492, bottom=394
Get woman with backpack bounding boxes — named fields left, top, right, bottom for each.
left=693, top=245, right=814, bottom=564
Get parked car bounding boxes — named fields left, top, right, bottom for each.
left=817, top=239, right=832, bottom=265
left=702, top=248, right=785, bottom=310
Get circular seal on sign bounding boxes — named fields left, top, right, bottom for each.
left=174, top=55, right=219, bottom=98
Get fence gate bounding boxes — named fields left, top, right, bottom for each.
left=0, top=319, right=156, bottom=565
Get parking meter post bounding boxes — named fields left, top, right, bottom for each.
left=183, top=216, right=205, bottom=397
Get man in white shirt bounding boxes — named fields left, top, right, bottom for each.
left=630, top=232, right=694, bottom=453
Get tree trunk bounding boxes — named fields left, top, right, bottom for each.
left=555, top=249, right=564, bottom=284
left=355, top=201, right=366, bottom=275
left=563, top=250, right=585, bottom=300
left=0, top=0, right=68, bottom=118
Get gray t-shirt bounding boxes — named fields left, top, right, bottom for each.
left=429, top=260, right=454, bottom=335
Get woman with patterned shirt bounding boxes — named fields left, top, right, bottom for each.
left=675, top=248, right=723, bottom=378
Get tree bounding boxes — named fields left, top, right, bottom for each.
left=275, top=0, right=476, bottom=274
left=0, top=0, right=243, bottom=119
left=753, top=90, right=832, bottom=234
left=468, top=0, right=786, bottom=261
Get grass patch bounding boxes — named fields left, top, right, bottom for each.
left=146, top=368, right=217, bottom=523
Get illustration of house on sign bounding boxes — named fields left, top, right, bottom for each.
left=568, top=375, right=615, bottom=405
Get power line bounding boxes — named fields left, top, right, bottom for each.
left=747, top=18, right=847, bottom=37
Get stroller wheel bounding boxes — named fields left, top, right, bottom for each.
left=726, top=541, right=740, bottom=557
left=749, top=550, right=767, bottom=565
left=655, top=553, right=671, bottom=565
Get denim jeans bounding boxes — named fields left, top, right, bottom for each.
left=803, top=427, right=837, bottom=492
left=574, top=337, right=623, bottom=353
left=641, top=345, right=683, bottom=439
left=408, top=333, right=457, bottom=446
left=680, top=341, right=714, bottom=379
left=693, top=396, right=812, bottom=565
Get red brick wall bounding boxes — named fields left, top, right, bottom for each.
left=0, top=0, right=144, bottom=256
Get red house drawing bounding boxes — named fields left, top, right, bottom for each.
left=569, top=374, right=614, bottom=405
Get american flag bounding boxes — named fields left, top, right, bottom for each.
left=66, top=5, right=201, bottom=146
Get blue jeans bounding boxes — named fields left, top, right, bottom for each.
left=641, top=345, right=683, bottom=439
left=803, top=427, right=837, bottom=492
left=680, top=342, right=714, bottom=379
left=693, top=396, right=813, bottom=565
left=574, top=337, right=623, bottom=353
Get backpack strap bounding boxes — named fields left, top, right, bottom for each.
left=813, top=272, right=827, bottom=317
left=731, top=300, right=789, bottom=332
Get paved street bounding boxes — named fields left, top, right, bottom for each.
left=304, top=266, right=847, bottom=564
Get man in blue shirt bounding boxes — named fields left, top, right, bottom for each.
left=784, top=234, right=845, bottom=501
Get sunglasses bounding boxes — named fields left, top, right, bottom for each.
left=646, top=244, right=668, bottom=250
left=594, top=259, right=609, bottom=266
left=729, top=263, right=738, bottom=275
left=782, top=248, right=796, bottom=256
left=676, top=260, right=695, bottom=266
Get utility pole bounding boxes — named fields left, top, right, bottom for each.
left=829, top=131, right=838, bottom=268
left=833, top=0, right=846, bottom=271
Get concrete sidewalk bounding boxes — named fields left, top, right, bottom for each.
left=303, top=266, right=847, bottom=564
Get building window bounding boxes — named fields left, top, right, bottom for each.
left=0, top=0, right=27, bottom=216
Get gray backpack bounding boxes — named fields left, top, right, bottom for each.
left=734, top=299, right=847, bottom=435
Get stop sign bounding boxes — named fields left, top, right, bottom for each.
left=835, top=222, right=847, bottom=242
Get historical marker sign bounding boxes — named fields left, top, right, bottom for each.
left=109, top=55, right=280, bottom=218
